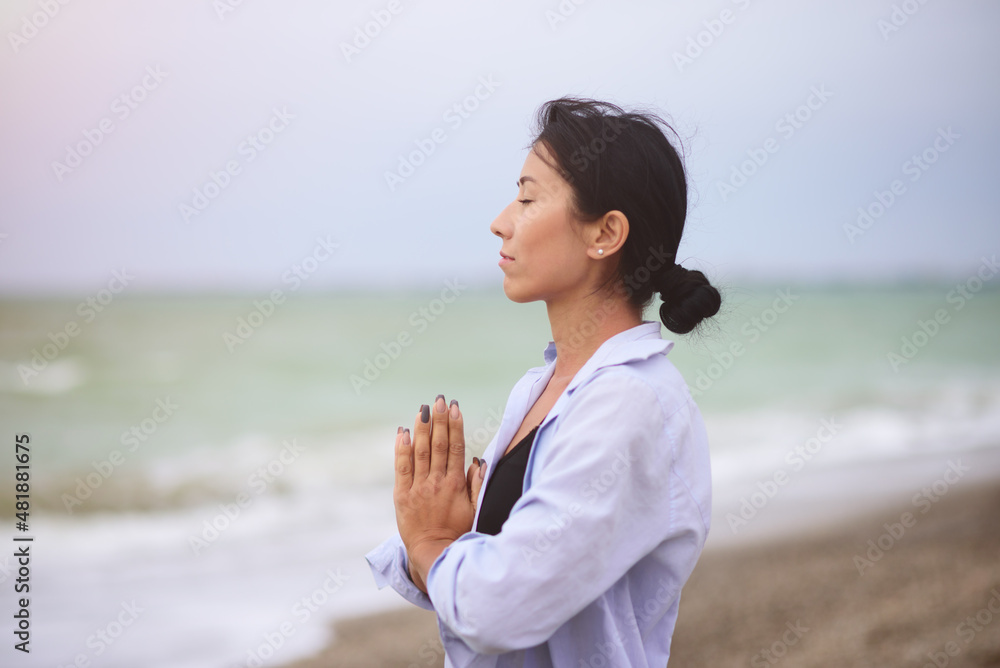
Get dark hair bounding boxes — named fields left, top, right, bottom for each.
left=527, top=96, right=721, bottom=334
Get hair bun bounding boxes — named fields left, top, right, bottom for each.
left=656, top=264, right=721, bottom=334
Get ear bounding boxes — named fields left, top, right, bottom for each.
left=588, top=210, right=629, bottom=259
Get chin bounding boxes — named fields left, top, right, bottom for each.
left=501, top=276, right=538, bottom=304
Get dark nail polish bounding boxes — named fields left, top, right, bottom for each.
left=450, top=399, right=459, bottom=408
left=473, top=456, right=479, bottom=466
left=397, top=426, right=402, bottom=434
left=421, top=404, right=430, bottom=423
left=436, top=394, right=445, bottom=403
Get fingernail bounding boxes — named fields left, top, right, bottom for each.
left=479, top=461, right=487, bottom=479
left=397, top=426, right=402, bottom=434
left=435, top=395, right=446, bottom=413
left=473, top=456, right=480, bottom=466
left=403, top=429, right=410, bottom=445
left=450, top=401, right=459, bottom=419
left=421, top=405, right=430, bottom=423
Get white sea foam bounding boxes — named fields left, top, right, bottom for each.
left=14, top=482, right=408, bottom=668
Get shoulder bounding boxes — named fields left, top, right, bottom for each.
left=549, top=352, right=708, bottom=481
left=540, top=354, right=691, bottom=467
left=572, top=350, right=693, bottom=422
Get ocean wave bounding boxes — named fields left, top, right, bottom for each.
left=5, top=377, right=1000, bottom=519
left=0, top=428, right=398, bottom=518
left=707, top=378, right=1000, bottom=487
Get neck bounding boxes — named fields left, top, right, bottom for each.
left=545, top=289, right=643, bottom=382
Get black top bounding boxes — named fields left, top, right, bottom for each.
left=475, top=425, right=540, bottom=536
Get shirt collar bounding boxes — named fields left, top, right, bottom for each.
left=541, top=320, right=673, bottom=391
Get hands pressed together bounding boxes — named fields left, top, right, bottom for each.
left=393, top=395, right=486, bottom=593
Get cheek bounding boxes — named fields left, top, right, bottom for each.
left=522, top=203, right=572, bottom=251
left=523, top=221, right=584, bottom=281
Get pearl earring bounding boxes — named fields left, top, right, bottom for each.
left=597, top=249, right=604, bottom=256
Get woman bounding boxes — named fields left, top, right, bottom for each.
left=366, top=96, right=720, bottom=667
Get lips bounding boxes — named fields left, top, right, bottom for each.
left=499, top=251, right=514, bottom=260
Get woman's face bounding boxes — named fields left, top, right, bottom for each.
left=490, top=142, right=592, bottom=304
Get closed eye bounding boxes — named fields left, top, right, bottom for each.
left=518, top=199, right=532, bottom=205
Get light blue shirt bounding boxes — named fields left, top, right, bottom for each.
left=365, top=320, right=712, bottom=667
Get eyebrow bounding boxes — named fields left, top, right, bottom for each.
left=516, top=176, right=537, bottom=188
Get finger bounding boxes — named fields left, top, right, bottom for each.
left=430, top=394, right=449, bottom=477
left=469, top=457, right=485, bottom=511
left=393, top=426, right=412, bottom=493
left=412, top=404, right=431, bottom=479
left=446, top=399, right=466, bottom=481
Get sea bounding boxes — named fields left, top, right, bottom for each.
left=1, top=282, right=999, bottom=667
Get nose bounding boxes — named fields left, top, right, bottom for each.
left=490, top=201, right=514, bottom=240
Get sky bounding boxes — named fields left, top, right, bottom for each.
left=0, top=0, right=998, bottom=295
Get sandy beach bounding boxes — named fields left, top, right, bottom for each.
left=281, top=452, right=1000, bottom=668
